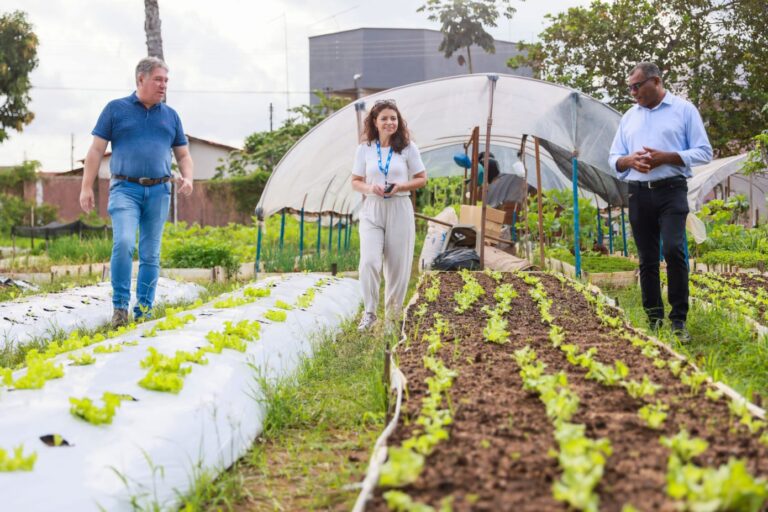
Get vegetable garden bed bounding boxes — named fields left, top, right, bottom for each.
left=688, top=272, right=768, bottom=335
left=363, top=270, right=768, bottom=511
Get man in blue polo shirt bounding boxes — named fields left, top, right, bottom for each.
left=609, top=62, right=712, bottom=342
left=79, top=56, right=194, bottom=327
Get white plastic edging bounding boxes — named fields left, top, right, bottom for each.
left=601, top=285, right=767, bottom=420
left=0, top=273, right=361, bottom=511
left=352, top=288, right=421, bottom=511
left=0, top=277, right=204, bottom=351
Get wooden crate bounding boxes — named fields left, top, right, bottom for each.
left=459, top=205, right=505, bottom=240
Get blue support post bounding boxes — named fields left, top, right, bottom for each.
left=299, top=207, right=305, bottom=259
left=572, top=156, right=581, bottom=277
left=316, top=214, right=322, bottom=256
left=511, top=210, right=517, bottom=242
left=337, top=217, right=342, bottom=252
left=608, top=207, right=614, bottom=254
left=256, top=221, right=263, bottom=275
left=328, top=212, right=334, bottom=251
left=254, top=207, right=264, bottom=277
left=279, top=209, right=286, bottom=251
left=597, top=208, right=603, bottom=245
left=620, top=207, right=628, bottom=257
left=347, top=215, right=353, bottom=250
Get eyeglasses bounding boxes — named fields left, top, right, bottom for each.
left=627, top=77, right=654, bottom=94
left=374, top=98, right=396, bottom=106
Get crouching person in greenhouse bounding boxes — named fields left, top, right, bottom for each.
left=79, top=57, right=194, bottom=327
left=351, top=99, right=427, bottom=332
left=610, top=62, right=712, bottom=342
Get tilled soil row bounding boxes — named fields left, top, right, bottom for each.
left=694, top=272, right=768, bottom=320
left=366, top=272, right=768, bottom=512
left=536, top=274, right=768, bottom=510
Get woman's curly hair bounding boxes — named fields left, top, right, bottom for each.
left=362, top=100, right=410, bottom=154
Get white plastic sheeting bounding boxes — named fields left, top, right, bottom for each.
left=688, top=153, right=768, bottom=214
left=0, top=278, right=204, bottom=351
left=0, top=273, right=362, bottom=511
left=257, top=74, right=626, bottom=219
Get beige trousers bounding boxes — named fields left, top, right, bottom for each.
left=358, top=195, right=415, bottom=321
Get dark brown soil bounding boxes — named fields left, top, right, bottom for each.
left=365, top=272, right=768, bottom=512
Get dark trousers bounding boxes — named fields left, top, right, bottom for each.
left=627, top=180, right=689, bottom=324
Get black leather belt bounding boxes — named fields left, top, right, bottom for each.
left=112, top=175, right=171, bottom=186
left=627, top=176, right=687, bottom=189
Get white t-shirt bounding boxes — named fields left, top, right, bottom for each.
left=352, top=141, right=426, bottom=196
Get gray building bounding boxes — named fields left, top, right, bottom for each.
left=309, top=27, right=531, bottom=103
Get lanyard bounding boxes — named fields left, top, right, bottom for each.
left=375, top=140, right=393, bottom=182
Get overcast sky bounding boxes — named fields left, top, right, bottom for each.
left=0, top=0, right=590, bottom=171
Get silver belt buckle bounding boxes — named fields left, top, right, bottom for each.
left=138, top=177, right=152, bottom=185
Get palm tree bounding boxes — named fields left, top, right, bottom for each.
left=144, top=0, right=164, bottom=60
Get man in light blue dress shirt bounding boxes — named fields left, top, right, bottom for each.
left=609, top=62, right=712, bottom=341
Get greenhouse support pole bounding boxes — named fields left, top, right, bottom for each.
left=520, top=135, right=530, bottom=261
left=345, top=214, right=351, bottom=250
left=608, top=207, right=614, bottom=253
left=597, top=206, right=603, bottom=245
left=254, top=207, right=264, bottom=277
left=279, top=209, right=286, bottom=251
left=534, top=137, right=546, bottom=268
left=621, top=207, right=628, bottom=257
left=299, top=208, right=305, bottom=259
left=572, top=154, right=581, bottom=277
left=569, top=92, right=582, bottom=278
left=328, top=211, right=334, bottom=251
left=316, top=177, right=336, bottom=258
left=479, top=74, right=498, bottom=270
left=469, top=127, right=480, bottom=204
left=511, top=210, right=517, bottom=242
left=335, top=200, right=345, bottom=254
left=299, top=193, right=307, bottom=260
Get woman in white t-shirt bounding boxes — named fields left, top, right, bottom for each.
left=351, top=100, right=427, bottom=331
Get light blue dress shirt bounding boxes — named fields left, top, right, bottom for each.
left=609, top=92, right=712, bottom=182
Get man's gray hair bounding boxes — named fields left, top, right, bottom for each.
left=631, top=62, right=662, bottom=80
left=135, top=56, right=168, bottom=84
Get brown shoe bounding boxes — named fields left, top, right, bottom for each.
left=112, top=309, right=129, bottom=328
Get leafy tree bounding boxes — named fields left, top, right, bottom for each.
left=418, top=0, right=520, bottom=74
left=742, top=103, right=768, bottom=177
left=0, top=11, right=39, bottom=143
left=508, top=0, right=768, bottom=154
left=144, top=0, right=163, bottom=60
left=216, top=91, right=349, bottom=178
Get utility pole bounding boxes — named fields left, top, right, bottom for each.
left=70, top=133, right=74, bottom=170
left=269, top=103, right=274, bottom=132
left=284, top=13, right=290, bottom=110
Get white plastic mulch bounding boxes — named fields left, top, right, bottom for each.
left=0, top=273, right=362, bottom=511
left=0, top=277, right=205, bottom=351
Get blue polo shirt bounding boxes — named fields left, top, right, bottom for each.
left=92, top=92, right=187, bottom=179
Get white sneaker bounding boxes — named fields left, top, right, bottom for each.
left=357, top=312, right=377, bottom=332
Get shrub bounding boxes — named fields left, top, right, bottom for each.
left=163, top=238, right=240, bottom=276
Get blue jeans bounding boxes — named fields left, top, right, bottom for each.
left=107, top=179, right=171, bottom=317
